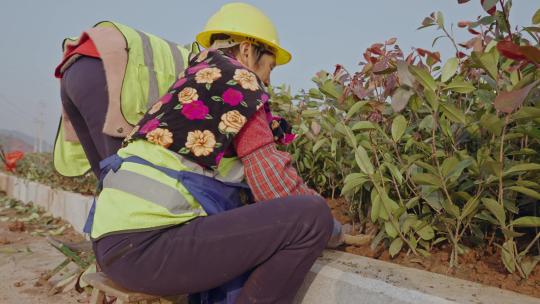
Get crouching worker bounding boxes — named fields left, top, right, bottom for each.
left=84, top=3, right=344, bottom=304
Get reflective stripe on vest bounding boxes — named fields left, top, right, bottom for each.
left=96, top=21, right=189, bottom=124
left=101, top=153, right=244, bottom=215
left=164, top=39, right=184, bottom=79
left=134, top=30, right=160, bottom=109
left=103, top=169, right=194, bottom=214
left=90, top=140, right=246, bottom=239
left=134, top=31, right=186, bottom=109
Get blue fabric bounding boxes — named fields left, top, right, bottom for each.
left=82, top=154, right=124, bottom=234
left=82, top=199, right=96, bottom=234
left=197, top=273, right=250, bottom=304
left=85, top=153, right=251, bottom=304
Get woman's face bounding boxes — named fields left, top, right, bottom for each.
left=237, top=42, right=276, bottom=87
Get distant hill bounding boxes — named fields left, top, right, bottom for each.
left=0, top=129, right=52, bottom=152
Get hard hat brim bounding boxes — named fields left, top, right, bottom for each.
left=196, top=30, right=291, bottom=66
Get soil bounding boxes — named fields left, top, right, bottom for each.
left=327, top=198, right=540, bottom=299
left=0, top=192, right=88, bottom=303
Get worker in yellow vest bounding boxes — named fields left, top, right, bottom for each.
left=54, top=21, right=194, bottom=177
left=60, top=3, right=342, bottom=303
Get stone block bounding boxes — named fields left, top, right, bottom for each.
left=25, top=181, right=39, bottom=205
left=49, top=189, right=66, bottom=219
left=34, top=183, right=52, bottom=210
left=62, top=191, right=92, bottom=234
left=294, top=250, right=540, bottom=304
left=0, top=173, right=8, bottom=191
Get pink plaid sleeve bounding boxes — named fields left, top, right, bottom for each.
left=234, top=108, right=318, bottom=202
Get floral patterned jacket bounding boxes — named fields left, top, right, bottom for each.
left=126, top=49, right=268, bottom=169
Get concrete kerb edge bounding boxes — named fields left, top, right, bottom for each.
left=0, top=172, right=92, bottom=235
left=1, top=172, right=538, bottom=304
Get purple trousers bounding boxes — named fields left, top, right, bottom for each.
left=60, top=56, right=123, bottom=177
left=93, top=195, right=333, bottom=304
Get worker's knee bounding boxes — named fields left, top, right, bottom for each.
left=292, top=195, right=333, bottom=241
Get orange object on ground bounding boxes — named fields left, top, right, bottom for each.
left=3, top=151, right=24, bottom=172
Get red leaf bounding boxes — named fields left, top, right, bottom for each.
left=384, top=74, right=398, bottom=96
left=333, top=64, right=344, bottom=75
left=350, top=77, right=370, bottom=99
left=429, top=51, right=441, bottom=63
left=368, top=43, right=385, bottom=56
left=373, top=59, right=396, bottom=75
left=456, top=51, right=467, bottom=58
left=421, top=17, right=434, bottom=27
left=405, top=53, right=415, bottom=64
left=458, top=21, right=472, bottom=28
left=493, top=80, right=539, bottom=113
left=370, top=48, right=384, bottom=56
left=416, top=48, right=441, bottom=64
left=468, top=28, right=481, bottom=35
left=385, top=37, right=397, bottom=45
left=363, top=51, right=371, bottom=63
left=416, top=48, right=428, bottom=57
left=333, top=64, right=350, bottom=84
left=481, top=0, right=497, bottom=15
left=363, top=51, right=377, bottom=64
left=497, top=40, right=527, bottom=61
left=519, top=45, right=540, bottom=64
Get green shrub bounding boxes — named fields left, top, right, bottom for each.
left=271, top=1, right=540, bottom=277
left=12, top=152, right=96, bottom=195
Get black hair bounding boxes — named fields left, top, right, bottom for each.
left=209, top=34, right=274, bottom=65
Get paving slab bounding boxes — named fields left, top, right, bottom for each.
left=295, top=250, right=540, bottom=304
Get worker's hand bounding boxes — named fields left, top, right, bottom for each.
left=326, top=221, right=352, bottom=249
left=269, top=116, right=296, bottom=145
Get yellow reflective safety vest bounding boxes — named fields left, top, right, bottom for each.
left=90, top=140, right=245, bottom=239
left=54, top=21, right=199, bottom=177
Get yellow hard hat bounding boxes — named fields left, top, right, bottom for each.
left=196, top=2, right=292, bottom=65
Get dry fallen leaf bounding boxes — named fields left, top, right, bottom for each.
left=13, top=281, right=25, bottom=287
left=343, top=234, right=372, bottom=246
left=8, top=221, right=25, bottom=232
left=0, top=247, right=18, bottom=254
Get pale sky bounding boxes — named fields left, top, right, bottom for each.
left=0, top=0, right=536, bottom=147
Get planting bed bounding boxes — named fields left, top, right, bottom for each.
left=328, top=198, right=540, bottom=298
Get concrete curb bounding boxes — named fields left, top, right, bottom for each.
left=296, top=250, right=540, bottom=303
left=1, top=172, right=538, bottom=303
left=0, top=172, right=92, bottom=234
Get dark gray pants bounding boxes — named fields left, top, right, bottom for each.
left=93, top=195, right=333, bottom=304
left=60, top=56, right=123, bottom=177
